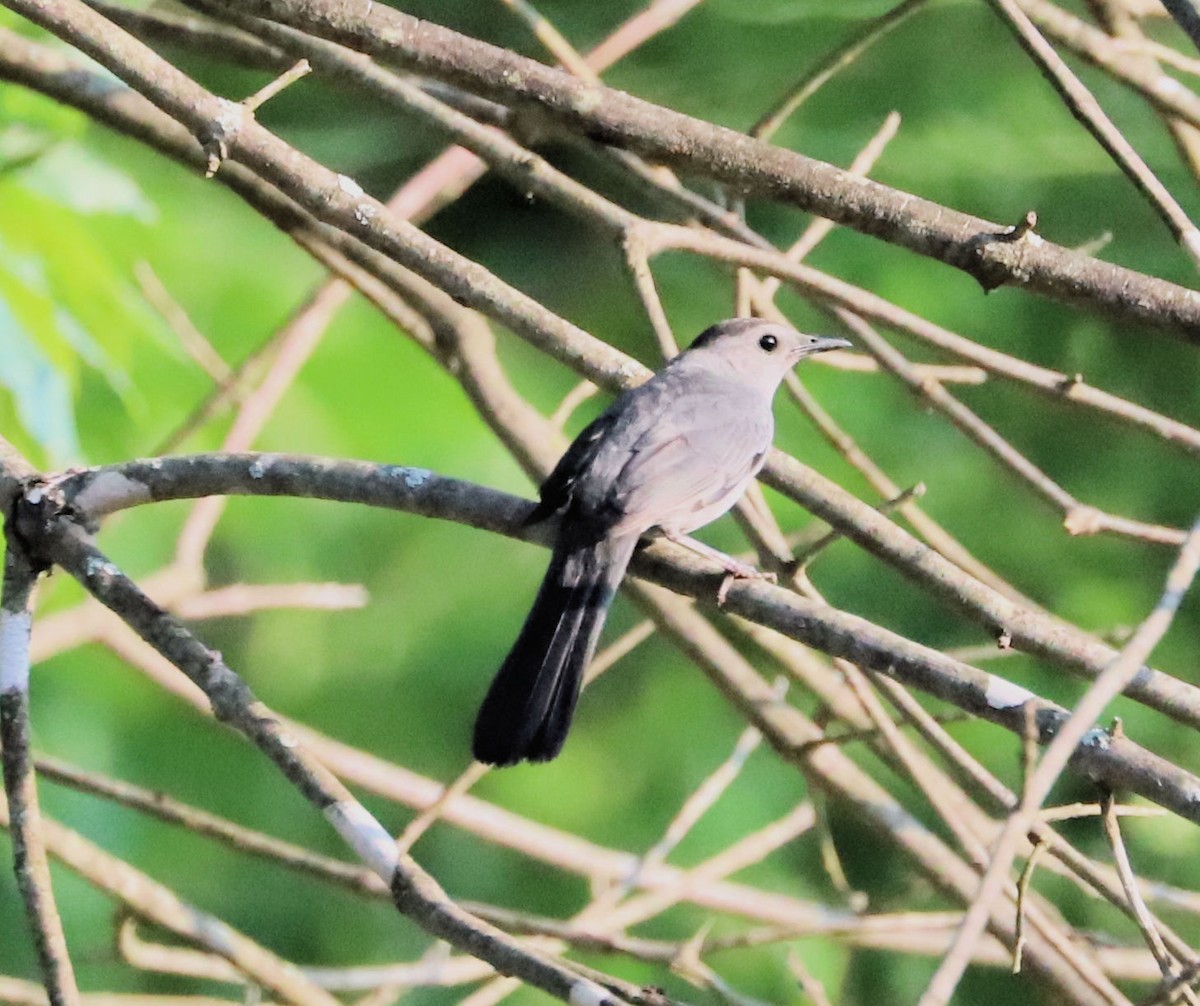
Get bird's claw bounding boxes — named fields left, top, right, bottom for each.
left=716, top=565, right=777, bottom=606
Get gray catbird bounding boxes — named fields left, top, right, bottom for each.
left=472, top=318, right=850, bottom=766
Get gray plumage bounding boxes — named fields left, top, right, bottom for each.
left=472, top=318, right=850, bottom=766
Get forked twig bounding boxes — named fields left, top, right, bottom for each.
left=920, top=514, right=1200, bottom=1006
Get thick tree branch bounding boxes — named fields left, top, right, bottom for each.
left=3, top=26, right=1198, bottom=734
left=8, top=487, right=630, bottom=1006
left=38, top=452, right=1200, bottom=825
left=213, top=0, right=1200, bottom=340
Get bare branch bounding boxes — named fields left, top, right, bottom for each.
left=920, top=514, right=1200, bottom=1006
left=213, top=0, right=1200, bottom=337
left=0, top=547, right=79, bottom=1006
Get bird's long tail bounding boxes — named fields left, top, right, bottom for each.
left=472, top=529, right=638, bottom=766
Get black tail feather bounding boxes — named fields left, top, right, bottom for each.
left=472, top=530, right=636, bottom=765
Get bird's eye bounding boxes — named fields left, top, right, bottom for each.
left=758, top=333, right=778, bottom=352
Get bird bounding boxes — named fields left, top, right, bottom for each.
left=472, top=318, right=850, bottom=766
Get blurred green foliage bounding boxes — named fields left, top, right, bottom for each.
left=3, top=1, right=1200, bottom=1003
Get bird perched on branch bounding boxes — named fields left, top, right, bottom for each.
left=472, top=318, right=849, bottom=766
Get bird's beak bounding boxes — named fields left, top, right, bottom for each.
left=796, top=335, right=851, bottom=358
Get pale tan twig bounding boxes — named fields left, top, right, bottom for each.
left=582, top=802, right=817, bottom=931
left=494, top=0, right=596, bottom=80
left=395, top=762, right=491, bottom=855
left=1022, top=700, right=1040, bottom=800
left=1091, top=0, right=1200, bottom=180
left=175, top=279, right=351, bottom=571
left=0, top=797, right=340, bottom=1006
left=644, top=224, right=1200, bottom=458
left=812, top=790, right=862, bottom=909
left=39, top=524, right=632, bottom=1006
left=1112, top=37, right=1200, bottom=77
left=457, top=976, right=521, bottom=1006
left=32, top=745, right=844, bottom=944
left=1014, top=0, right=1200, bottom=132
left=550, top=379, right=600, bottom=427
left=1100, top=792, right=1192, bottom=988
left=867, top=669, right=1196, bottom=965
left=585, top=0, right=704, bottom=70
left=842, top=310, right=1188, bottom=546
left=584, top=618, right=657, bottom=684
left=751, top=0, right=930, bottom=139
left=241, top=57, right=310, bottom=112
left=119, top=914, right=493, bottom=990
left=745, top=108, right=1030, bottom=603
left=623, top=591, right=1021, bottom=945
left=787, top=951, right=834, bottom=1006
left=61, top=638, right=831, bottom=933
left=134, top=261, right=231, bottom=382
left=757, top=111, right=902, bottom=301
left=30, top=577, right=362, bottom=662
left=782, top=371, right=1027, bottom=600
left=988, top=0, right=1200, bottom=266
left=606, top=712, right=771, bottom=902
left=117, top=915, right=243, bottom=984
left=839, top=660, right=989, bottom=864
left=33, top=753, right=383, bottom=894
left=378, top=618, right=656, bottom=857
left=173, top=582, right=368, bottom=619
left=825, top=356, right=986, bottom=382
left=1012, top=837, right=1046, bottom=974
left=624, top=228, right=679, bottom=359
left=787, top=481, right=923, bottom=569
left=348, top=0, right=701, bottom=245
left=920, top=514, right=1200, bottom=1006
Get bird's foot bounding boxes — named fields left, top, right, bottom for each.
left=663, top=532, right=776, bottom=606
left=717, top=565, right=777, bottom=606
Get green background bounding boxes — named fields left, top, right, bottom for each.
left=3, top=1, right=1200, bottom=1003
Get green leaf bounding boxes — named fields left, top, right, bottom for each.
left=0, top=146, right=167, bottom=459
left=16, top=139, right=157, bottom=219
left=0, top=184, right=163, bottom=386
left=0, top=295, right=83, bottom=465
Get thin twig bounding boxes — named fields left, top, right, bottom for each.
left=1012, top=837, right=1046, bottom=974
left=988, top=0, right=1200, bottom=265
left=241, top=57, right=310, bottom=112
left=24, top=514, right=626, bottom=1006
left=494, top=0, right=597, bottom=80
left=839, top=310, right=1188, bottom=546
left=919, top=514, right=1200, bottom=1006
left=134, top=261, right=231, bottom=382
left=624, top=228, right=679, bottom=359
left=751, top=0, right=929, bottom=139
left=1100, top=792, right=1189, bottom=985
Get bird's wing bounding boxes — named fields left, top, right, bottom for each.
left=531, top=376, right=682, bottom=525
left=526, top=409, right=619, bottom=524
left=604, top=406, right=772, bottom=536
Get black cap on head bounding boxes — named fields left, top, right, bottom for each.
left=689, top=318, right=771, bottom=351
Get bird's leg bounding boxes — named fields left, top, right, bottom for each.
left=662, top=532, right=777, bottom=605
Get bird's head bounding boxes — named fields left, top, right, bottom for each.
left=686, top=318, right=850, bottom=389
